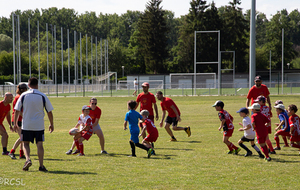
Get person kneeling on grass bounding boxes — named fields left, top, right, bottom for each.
left=124, top=100, right=153, bottom=158
left=274, top=104, right=291, bottom=150
left=287, top=104, right=300, bottom=154
left=212, top=100, right=241, bottom=155
left=139, top=110, right=159, bottom=155
left=73, top=105, right=93, bottom=156
left=236, top=107, right=264, bottom=158
left=248, top=103, right=272, bottom=161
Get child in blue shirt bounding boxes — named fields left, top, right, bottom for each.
left=124, top=100, right=153, bottom=158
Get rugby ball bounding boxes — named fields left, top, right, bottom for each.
left=69, top=128, right=79, bottom=136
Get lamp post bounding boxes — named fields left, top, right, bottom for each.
left=287, top=63, right=290, bottom=69
left=122, top=66, right=124, bottom=78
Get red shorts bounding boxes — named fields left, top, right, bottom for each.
left=81, top=130, right=92, bottom=141
left=139, top=115, right=155, bottom=128
left=276, top=129, right=291, bottom=137
left=144, top=133, right=158, bottom=143
left=0, top=124, right=6, bottom=131
left=257, top=135, right=267, bottom=144
left=267, top=126, right=272, bottom=134
left=223, top=129, right=234, bottom=137
left=290, top=135, right=300, bottom=142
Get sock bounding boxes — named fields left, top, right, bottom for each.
left=291, top=144, right=300, bottom=148
left=266, top=139, right=274, bottom=151
left=229, top=142, right=238, bottom=150
left=282, top=136, right=289, bottom=146
left=252, top=144, right=261, bottom=153
left=227, top=144, right=233, bottom=151
left=261, top=145, right=269, bottom=158
left=239, top=143, right=251, bottom=152
left=274, top=136, right=280, bottom=148
left=20, top=149, right=24, bottom=157
left=151, top=143, right=154, bottom=149
left=10, top=149, right=15, bottom=154
left=171, top=136, right=176, bottom=140
left=74, top=139, right=80, bottom=150
left=3, top=147, right=7, bottom=153
left=135, top=143, right=150, bottom=151
left=129, top=141, right=136, bottom=156
left=79, top=143, right=84, bottom=154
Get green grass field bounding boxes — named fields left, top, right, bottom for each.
left=1, top=95, right=300, bottom=189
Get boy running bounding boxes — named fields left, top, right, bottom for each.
left=287, top=104, right=300, bottom=151
left=236, top=107, right=264, bottom=158
left=213, top=100, right=241, bottom=155
left=124, top=100, right=153, bottom=158
left=274, top=104, right=290, bottom=150
left=248, top=103, right=271, bottom=161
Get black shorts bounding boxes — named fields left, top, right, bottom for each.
left=21, top=130, right=45, bottom=144
left=12, top=121, right=22, bottom=127
left=240, top=136, right=254, bottom=142
left=165, top=116, right=179, bottom=126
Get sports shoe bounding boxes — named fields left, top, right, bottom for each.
left=2, top=151, right=9, bottom=155
left=8, top=153, right=16, bottom=159
left=244, top=151, right=252, bottom=157
left=265, top=157, right=271, bottom=162
left=101, top=150, right=108, bottom=154
left=185, top=126, right=191, bottom=137
left=77, top=153, right=85, bottom=156
left=23, top=160, right=32, bottom=171
left=128, top=155, right=136, bottom=157
left=66, top=149, right=73, bottom=155
left=170, top=138, right=177, bottom=142
left=227, top=150, right=234, bottom=154
left=72, top=149, right=80, bottom=155
left=147, top=148, right=153, bottom=158
left=234, top=148, right=241, bottom=155
left=274, top=147, right=281, bottom=150
left=20, top=155, right=26, bottom=159
left=269, top=151, right=276, bottom=154
left=283, top=145, right=289, bottom=147
left=151, top=150, right=156, bottom=155
left=39, top=166, right=48, bottom=172
left=259, top=153, right=265, bottom=159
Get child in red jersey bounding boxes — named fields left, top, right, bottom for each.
left=213, top=100, right=241, bottom=155
left=248, top=103, right=272, bottom=161
left=287, top=104, right=300, bottom=152
left=139, top=110, right=159, bottom=155
left=254, top=95, right=276, bottom=154
left=73, top=105, right=93, bottom=156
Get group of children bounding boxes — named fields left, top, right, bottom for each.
left=213, top=97, right=300, bottom=162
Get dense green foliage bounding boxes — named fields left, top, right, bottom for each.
left=0, top=0, right=300, bottom=80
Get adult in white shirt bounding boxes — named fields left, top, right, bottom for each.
left=14, top=77, right=54, bottom=172
left=133, top=78, right=138, bottom=96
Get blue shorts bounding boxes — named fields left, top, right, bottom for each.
left=130, top=132, right=139, bottom=143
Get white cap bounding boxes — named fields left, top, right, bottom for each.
left=274, top=104, right=285, bottom=110
left=248, top=103, right=260, bottom=110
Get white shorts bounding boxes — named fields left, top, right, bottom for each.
left=134, top=86, right=138, bottom=91
left=93, top=124, right=102, bottom=133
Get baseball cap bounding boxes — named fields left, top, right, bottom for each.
left=248, top=103, right=261, bottom=110
left=274, top=104, right=285, bottom=110
left=18, top=83, right=28, bottom=89
left=141, top=82, right=149, bottom=88
left=254, top=76, right=262, bottom=82
left=254, top=95, right=266, bottom=102
left=82, top=105, right=92, bottom=111
left=236, top=107, right=249, bottom=114
left=275, top=100, right=283, bottom=105
left=212, top=100, right=224, bottom=107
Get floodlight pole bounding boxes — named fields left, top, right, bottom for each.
left=12, top=13, right=15, bottom=87
left=38, top=21, right=40, bottom=82
left=249, top=0, right=256, bottom=88
left=46, top=23, right=49, bottom=83
left=68, top=29, right=70, bottom=93
left=269, top=50, right=271, bottom=87
left=80, top=33, right=83, bottom=93
left=61, top=27, right=63, bottom=93
left=282, top=28, right=284, bottom=94
left=28, top=18, right=31, bottom=78
left=18, top=15, right=21, bottom=84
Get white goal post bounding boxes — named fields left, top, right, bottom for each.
left=170, top=73, right=216, bottom=89
left=118, top=80, right=164, bottom=90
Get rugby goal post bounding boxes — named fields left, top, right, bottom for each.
left=118, top=80, right=164, bottom=90
left=170, top=73, right=216, bottom=89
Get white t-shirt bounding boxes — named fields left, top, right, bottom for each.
left=133, top=80, right=138, bottom=89
left=243, top=116, right=255, bottom=139
left=14, top=89, right=54, bottom=131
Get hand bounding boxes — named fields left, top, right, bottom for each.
left=275, top=123, right=279, bottom=126
left=49, top=124, right=54, bottom=133
left=238, top=122, right=243, bottom=126
left=238, top=128, right=244, bottom=131
left=218, top=126, right=222, bottom=131
left=159, top=122, right=163, bottom=128
left=13, top=124, right=18, bottom=132
left=124, top=126, right=127, bottom=130
left=9, top=126, right=14, bottom=132
left=155, top=115, right=159, bottom=121
left=138, top=134, right=142, bottom=138
left=176, top=116, right=181, bottom=122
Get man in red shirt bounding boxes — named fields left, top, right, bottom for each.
left=0, top=92, right=13, bottom=155
left=246, top=76, right=271, bottom=109
left=156, top=91, right=191, bottom=141
left=136, top=82, right=158, bottom=139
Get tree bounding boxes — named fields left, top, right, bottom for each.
left=0, top=34, right=13, bottom=52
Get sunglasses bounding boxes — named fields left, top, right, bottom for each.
left=91, top=103, right=97, bottom=105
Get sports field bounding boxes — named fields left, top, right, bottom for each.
left=1, top=95, right=300, bottom=189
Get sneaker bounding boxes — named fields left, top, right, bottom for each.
left=274, top=147, right=281, bottom=150
left=270, top=151, right=276, bottom=154
left=147, top=148, right=153, bottom=158
left=39, top=166, right=48, bottom=172
left=151, top=150, right=156, bottom=155
left=234, top=148, right=241, bottom=155
left=72, top=149, right=80, bottom=155
left=128, top=155, right=136, bottom=157
left=19, top=155, right=26, bottom=159
left=265, top=157, right=271, bottom=162
left=8, top=153, right=16, bottom=159
left=23, top=160, right=32, bottom=171
left=170, top=138, right=177, bottom=142
left=185, top=126, right=191, bottom=137
left=283, top=145, right=289, bottom=147
left=66, top=149, right=73, bottom=155
left=77, top=153, right=85, bottom=156
left=101, top=150, right=108, bottom=154
left=2, top=151, right=9, bottom=155
left=259, top=153, right=265, bottom=159
left=244, top=151, right=252, bottom=157
left=227, top=150, right=234, bottom=154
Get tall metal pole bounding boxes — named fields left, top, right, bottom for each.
left=269, top=50, right=271, bottom=87
left=28, top=18, right=31, bottom=78
left=12, top=14, right=15, bottom=86
left=54, top=25, right=57, bottom=87
left=74, top=31, right=77, bottom=96
left=100, top=38, right=102, bottom=86
left=218, top=30, right=221, bottom=95
left=194, top=31, right=196, bottom=95
left=282, top=28, right=284, bottom=94
left=86, top=34, right=88, bottom=82
left=80, top=33, right=82, bottom=92
left=61, top=27, right=63, bottom=93
left=18, top=15, right=21, bottom=83
left=104, top=40, right=106, bottom=87
left=96, top=37, right=98, bottom=80
left=249, top=0, right=256, bottom=88
left=91, top=36, right=93, bottom=86
left=68, top=29, right=70, bottom=93
left=38, top=21, right=40, bottom=82
left=46, top=23, right=49, bottom=82
left=51, top=24, right=54, bottom=81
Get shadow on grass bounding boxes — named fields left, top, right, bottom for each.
left=179, top=140, right=202, bottom=143
left=154, top=147, right=194, bottom=151
left=270, top=158, right=300, bottom=163
left=48, top=170, right=97, bottom=175
left=95, top=153, right=131, bottom=157
left=43, top=158, right=75, bottom=161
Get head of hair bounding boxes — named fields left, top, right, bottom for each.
left=135, top=78, right=137, bottom=80
left=128, top=100, right=137, bottom=109
left=28, top=77, right=38, bottom=87
left=156, top=91, right=163, bottom=95
left=289, top=104, right=298, bottom=113
left=140, top=110, right=150, bottom=117
left=90, top=97, right=97, bottom=102
left=16, top=84, right=27, bottom=95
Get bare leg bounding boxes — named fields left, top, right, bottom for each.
left=164, top=123, right=174, bottom=137
left=23, top=141, right=31, bottom=161
left=36, top=141, right=44, bottom=167
left=95, top=129, right=105, bottom=151
left=0, top=126, right=8, bottom=149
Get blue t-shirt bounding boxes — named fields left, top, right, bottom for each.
left=125, top=109, right=143, bottom=133
left=278, top=111, right=290, bottom=132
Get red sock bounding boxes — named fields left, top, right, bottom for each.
left=261, top=145, right=269, bottom=158
left=229, top=143, right=238, bottom=150
left=266, top=139, right=274, bottom=152
left=20, top=149, right=24, bottom=157
left=274, top=136, right=280, bottom=148
left=79, top=143, right=84, bottom=154
left=74, top=139, right=80, bottom=150
left=282, top=136, right=289, bottom=146
left=227, top=144, right=233, bottom=151
left=10, top=149, right=15, bottom=154
left=291, top=143, right=300, bottom=148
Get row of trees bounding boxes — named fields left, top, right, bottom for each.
left=0, top=0, right=300, bottom=81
